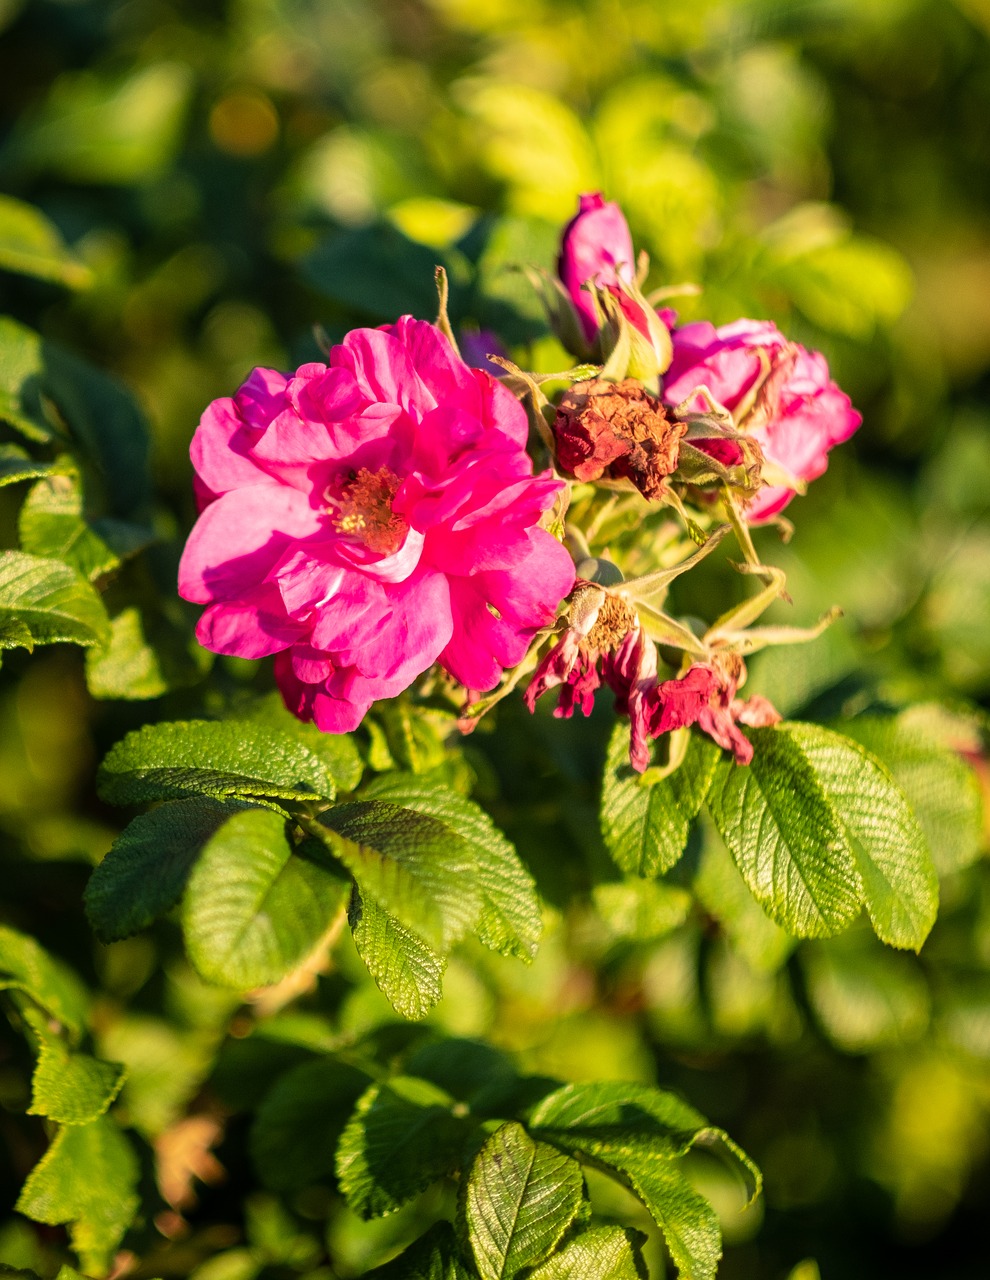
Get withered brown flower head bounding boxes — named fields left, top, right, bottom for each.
left=553, top=377, right=688, bottom=501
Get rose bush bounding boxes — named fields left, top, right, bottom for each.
left=179, top=316, right=575, bottom=731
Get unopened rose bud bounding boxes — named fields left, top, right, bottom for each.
left=558, top=193, right=636, bottom=345
left=553, top=377, right=687, bottom=501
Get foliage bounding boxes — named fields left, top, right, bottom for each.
left=1, top=2, right=989, bottom=1279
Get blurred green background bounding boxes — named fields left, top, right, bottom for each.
left=1, top=1, right=990, bottom=1277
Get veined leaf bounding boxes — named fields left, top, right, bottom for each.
left=706, top=727, right=863, bottom=938
left=528, top=1226, right=648, bottom=1279
left=360, top=776, right=542, bottom=961
left=0, top=193, right=91, bottom=287
left=250, top=1058, right=371, bottom=1192
left=779, top=724, right=938, bottom=950
left=84, top=796, right=254, bottom=943
left=97, top=719, right=338, bottom=806
left=182, top=808, right=349, bottom=989
left=462, top=1122, right=585, bottom=1280
left=336, top=1075, right=469, bottom=1218
left=0, top=923, right=90, bottom=1043
left=316, top=801, right=481, bottom=951
left=350, top=892, right=446, bottom=1021
left=16, top=1116, right=139, bottom=1277
left=530, top=1082, right=759, bottom=1198
left=601, top=725, right=719, bottom=877
left=238, top=691, right=364, bottom=792
left=841, top=712, right=984, bottom=875
left=0, top=550, right=110, bottom=652
left=26, top=1015, right=126, bottom=1126
left=364, top=1221, right=473, bottom=1278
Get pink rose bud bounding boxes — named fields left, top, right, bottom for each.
left=663, top=319, right=861, bottom=523
left=558, top=193, right=637, bottom=344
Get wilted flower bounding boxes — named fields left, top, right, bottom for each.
left=525, top=583, right=659, bottom=770
left=179, top=317, right=576, bottom=732
left=663, top=319, right=861, bottom=522
left=553, top=377, right=687, bottom=501
left=646, top=654, right=781, bottom=765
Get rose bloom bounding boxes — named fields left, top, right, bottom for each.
left=662, top=319, right=861, bottom=522
left=179, top=317, right=576, bottom=732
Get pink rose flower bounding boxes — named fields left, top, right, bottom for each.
left=662, top=319, right=861, bottom=522
left=559, top=193, right=637, bottom=344
left=179, top=317, right=576, bottom=732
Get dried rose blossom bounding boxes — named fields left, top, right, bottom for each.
left=553, top=378, right=688, bottom=501
left=179, top=317, right=576, bottom=732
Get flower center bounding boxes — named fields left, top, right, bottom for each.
left=585, top=593, right=637, bottom=652
left=332, top=466, right=409, bottom=556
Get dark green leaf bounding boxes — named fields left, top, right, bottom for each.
left=361, top=776, right=542, bottom=961
left=19, top=467, right=120, bottom=582
left=336, top=1076, right=469, bottom=1218
left=236, top=691, right=364, bottom=792
left=84, top=797, right=254, bottom=943
left=601, top=725, right=719, bottom=877
left=97, top=719, right=338, bottom=806
left=250, top=1058, right=371, bottom=1192
left=0, top=317, right=52, bottom=442
left=462, top=1122, right=585, bottom=1280
left=365, top=1221, right=473, bottom=1279
left=317, top=800, right=481, bottom=951
left=182, top=808, right=350, bottom=989
left=0, top=443, right=57, bottom=488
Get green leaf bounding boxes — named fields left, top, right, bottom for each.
left=350, top=891, right=446, bottom=1020
left=316, top=801, right=482, bottom=951
left=620, top=1157, right=722, bottom=1280
left=10, top=61, right=192, bottom=185
left=97, top=719, right=338, bottom=806
left=15, top=1116, right=139, bottom=1276
left=0, top=444, right=57, bottom=488
left=84, top=797, right=254, bottom=943
left=601, top=725, right=719, bottom=877
left=527, top=1226, right=648, bottom=1279
left=0, top=194, right=92, bottom=288
left=365, top=1221, right=473, bottom=1279
left=182, top=808, right=350, bottom=989
left=41, top=343, right=151, bottom=517
left=841, top=711, right=984, bottom=875
left=0, top=923, right=90, bottom=1043
left=592, top=879, right=692, bottom=943
left=19, top=467, right=120, bottom=582
left=0, top=550, right=110, bottom=653
left=528, top=1082, right=760, bottom=1202
left=0, top=317, right=52, bottom=442
left=336, top=1075, right=469, bottom=1218
left=782, top=724, right=938, bottom=950
left=27, top=1022, right=126, bottom=1125
left=802, top=937, right=929, bottom=1053
left=236, top=691, right=364, bottom=792
left=361, top=776, right=542, bottom=961
left=462, top=1122, right=585, bottom=1280
left=302, top=222, right=460, bottom=321
left=84, top=605, right=186, bottom=700
left=250, top=1058, right=371, bottom=1192
left=706, top=727, right=863, bottom=938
